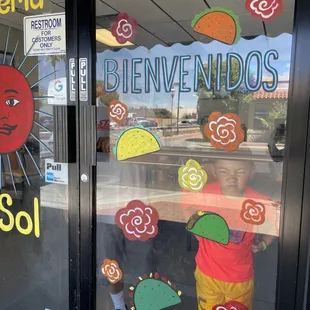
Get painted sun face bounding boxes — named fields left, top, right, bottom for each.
left=0, top=65, right=34, bottom=154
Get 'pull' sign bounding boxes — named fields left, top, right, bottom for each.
left=79, top=58, right=88, bottom=101
left=69, top=58, right=76, bottom=101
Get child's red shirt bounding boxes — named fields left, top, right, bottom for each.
left=185, top=182, right=270, bottom=283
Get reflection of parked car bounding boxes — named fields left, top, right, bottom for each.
left=42, top=119, right=54, bottom=129
left=149, top=120, right=158, bottom=127
left=175, top=120, right=198, bottom=126
left=134, top=117, right=158, bottom=128
left=136, top=119, right=158, bottom=128
left=135, top=117, right=147, bottom=122
left=48, top=134, right=53, bottom=144
left=137, top=119, right=151, bottom=127
left=110, top=121, right=118, bottom=129
left=126, top=117, right=137, bottom=126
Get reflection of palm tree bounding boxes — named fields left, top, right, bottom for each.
left=46, top=55, right=66, bottom=79
left=256, top=102, right=287, bottom=130
left=96, top=80, right=119, bottom=106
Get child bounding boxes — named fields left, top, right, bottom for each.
left=185, top=158, right=276, bottom=310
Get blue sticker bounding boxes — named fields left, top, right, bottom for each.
left=46, top=172, right=54, bottom=182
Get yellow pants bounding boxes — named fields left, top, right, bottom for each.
left=195, top=267, right=254, bottom=310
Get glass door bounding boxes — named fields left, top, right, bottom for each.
left=0, top=1, right=78, bottom=309
left=92, top=1, right=309, bottom=310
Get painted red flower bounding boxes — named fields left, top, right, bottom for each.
left=240, top=199, right=266, bottom=225
left=115, top=200, right=159, bottom=241
left=111, top=13, right=137, bottom=44
left=213, top=300, right=248, bottom=310
left=246, top=0, right=283, bottom=21
left=204, top=112, right=244, bottom=152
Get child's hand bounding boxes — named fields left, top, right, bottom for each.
left=252, top=241, right=265, bottom=253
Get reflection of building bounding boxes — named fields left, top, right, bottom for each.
left=248, top=79, right=289, bottom=130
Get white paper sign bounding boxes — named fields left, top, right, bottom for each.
left=24, top=13, right=66, bottom=56
left=48, top=77, right=67, bottom=105
left=45, top=159, right=68, bottom=185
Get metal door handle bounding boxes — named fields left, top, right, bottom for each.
left=54, top=105, right=76, bottom=163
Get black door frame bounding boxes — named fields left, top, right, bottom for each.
left=65, top=0, right=98, bottom=308
left=276, top=0, right=310, bottom=308
left=64, top=0, right=80, bottom=309
left=66, top=0, right=310, bottom=309
left=65, top=0, right=97, bottom=308
left=291, top=1, right=310, bottom=306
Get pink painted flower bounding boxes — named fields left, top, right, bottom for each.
left=108, top=100, right=128, bottom=124
left=213, top=300, right=248, bottom=310
left=111, top=13, right=137, bottom=44
left=246, top=0, right=283, bottom=21
left=115, top=200, right=159, bottom=241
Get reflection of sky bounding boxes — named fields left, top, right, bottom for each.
left=97, top=34, right=292, bottom=109
left=38, top=57, right=66, bottom=93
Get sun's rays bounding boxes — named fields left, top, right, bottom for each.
left=3, top=27, right=10, bottom=65
left=25, top=60, right=42, bottom=78
left=33, top=96, right=54, bottom=100
left=0, top=155, right=2, bottom=189
left=23, top=144, right=44, bottom=178
left=0, top=26, right=58, bottom=194
left=17, top=34, right=39, bottom=71
left=31, top=70, right=59, bottom=89
left=16, top=151, right=30, bottom=186
left=6, top=154, right=17, bottom=194
left=30, top=133, right=54, bottom=155
left=10, top=40, right=19, bottom=67
left=34, top=121, right=52, bottom=133
left=35, top=110, right=53, bottom=117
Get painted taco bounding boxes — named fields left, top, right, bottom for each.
left=191, top=7, right=241, bottom=45
left=129, top=273, right=182, bottom=310
left=113, top=125, right=161, bottom=161
left=186, top=211, right=230, bottom=245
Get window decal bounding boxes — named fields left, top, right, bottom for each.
left=191, top=7, right=241, bottom=45
left=246, top=0, right=283, bottom=22
left=101, top=259, right=123, bottom=284
left=111, top=13, right=137, bottom=44
left=108, top=100, right=128, bottom=124
left=213, top=300, right=248, bottom=310
left=204, top=112, right=244, bottom=152
left=113, top=125, right=161, bottom=161
left=186, top=211, right=230, bottom=245
left=0, top=27, right=54, bottom=193
left=129, top=273, right=182, bottom=310
left=240, top=199, right=266, bottom=225
left=102, top=47, right=280, bottom=94
left=115, top=200, right=159, bottom=241
left=178, top=159, right=208, bottom=192
left=0, top=0, right=44, bottom=15
left=0, top=193, right=40, bottom=238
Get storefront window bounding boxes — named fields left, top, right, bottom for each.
left=95, top=1, right=294, bottom=310
left=0, top=2, right=69, bottom=309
